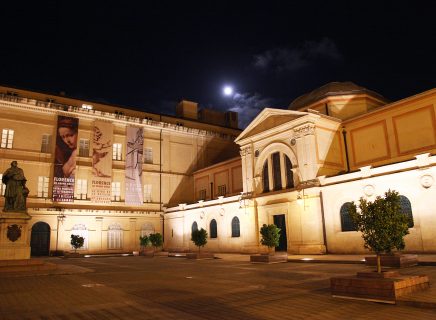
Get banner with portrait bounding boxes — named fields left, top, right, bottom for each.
left=91, top=120, right=113, bottom=203
left=53, top=115, right=79, bottom=202
left=125, top=126, right=143, bottom=205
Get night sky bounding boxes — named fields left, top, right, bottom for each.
left=1, top=1, right=435, bottom=128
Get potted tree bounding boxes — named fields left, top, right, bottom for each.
left=250, top=224, right=287, bottom=263
left=139, top=235, right=154, bottom=257
left=187, top=228, right=214, bottom=259
left=331, top=190, right=429, bottom=303
left=65, top=234, right=84, bottom=258
left=149, top=233, right=163, bottom=255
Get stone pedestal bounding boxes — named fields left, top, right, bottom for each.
left=186, top=252, right=215, bottom=260
left=365, top=254, right=418, bottom=268
left=331, top=271, right=429, bottom=304
left=0, top=211, right=31, bottom=260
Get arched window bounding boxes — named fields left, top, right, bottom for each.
left=141, top=223, right=155, bottom=237
left=72, top=224, right=88, bottom=249
left=191, top=221, right=198, bottom=235
left=108, top=223, right=123, bottom=249
left=272, top=152, right=282, bottom=191
left=231, top=216, right=240, bottom=237
left=262, top=161, right=269, bottom=193
left=340, top=202, right=356, bottom=232
left=399, top=195, right=414, bottom=228
left=210, top=219, right=217, bottom=238
left=284, top=155, right=294, bottom=189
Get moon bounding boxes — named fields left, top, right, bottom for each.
left=223, top=86, right=233, bottom=96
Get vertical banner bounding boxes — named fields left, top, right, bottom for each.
left=125, top=126, right=143, bottom=205
left=91, top=120, right=113, bottom=203
left=53, top=115, right=79, bottom=202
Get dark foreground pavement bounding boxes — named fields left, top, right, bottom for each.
left=1, top=256, right=436, bottom=319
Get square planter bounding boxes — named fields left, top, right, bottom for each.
left=250, top=253, right=288, bottom=264
left=186, top=252, right=215, bottom=260
left=365, top=254, right=418, bottom=268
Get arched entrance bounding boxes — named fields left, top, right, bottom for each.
left=31, top=222, right=51, bottom=256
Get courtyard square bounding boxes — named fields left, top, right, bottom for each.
left=1, top=255, right=436, bottom=319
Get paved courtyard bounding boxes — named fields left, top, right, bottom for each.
left=1, top=255, right=436, bottom=319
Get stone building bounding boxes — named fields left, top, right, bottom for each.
left=164, top=82, right=436, bottom=254
left=0, top=86, right=241, bottom=256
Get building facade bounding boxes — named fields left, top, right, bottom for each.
left=164, top=82, right=436, bottom=254
left=0, top=86, right=241, bottom=255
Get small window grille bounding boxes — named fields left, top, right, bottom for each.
left=231, top=217, right=240, bottom=237
left=113, top=143, right=122, bottom=160
left=340, top=202, right=357, bottom=232
left=144, top=147, right=153, bottom=164
left=399, top=195, right=414, bottom=228
left=217, top=185, right=226, bottom=197
left=41, top=134, right=52, bottom=153
left=198, top=189, right=206, bottom=201
left=75, top=179, right=88, bottom=200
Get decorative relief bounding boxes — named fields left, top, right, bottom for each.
left=7, top=224, right=22, bottom=242
left=219, top=208, right=225, bottom=216
left=420, top=174, right=434, bottom=188
left=290, top=138, right=296, bottom=146
left=363, top=185, right=375, bottom=197
left=200, top=211, right=205, bottom=219
left=240, top=146, right=252, bottom=156
left=293, top=124, right=315, bottom=138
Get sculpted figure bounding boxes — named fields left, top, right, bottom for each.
left=2, top=161, right=28, bottom=212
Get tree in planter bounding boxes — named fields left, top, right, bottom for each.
left=149, top=233, right=163, bottom=252
left=348, top=189, right=410, bottom=273
left=139, top=235, right=151, bottom=254
left=191, top=228, right=207, bottom=254
left=70, top=234, right=84, bottom=253
left=260, top=224, right=281, bottom=255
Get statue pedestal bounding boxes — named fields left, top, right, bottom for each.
left=0, top=211, right=31, bottom=260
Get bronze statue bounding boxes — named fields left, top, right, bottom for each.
left=2, top=161, right=28, bottom=212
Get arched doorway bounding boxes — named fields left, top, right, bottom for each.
left=31, top=222, right=51, bottom=256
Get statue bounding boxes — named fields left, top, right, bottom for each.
left=2, top=161, right=29, bottom=212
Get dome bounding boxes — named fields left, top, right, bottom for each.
left=289, top=82, right=388, bottom=110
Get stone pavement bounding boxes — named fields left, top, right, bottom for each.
left=1, top=254, right=436, bottom=319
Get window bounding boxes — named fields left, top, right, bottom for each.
left=72, top=224, right=88, bottom=250
left=262, top=161, right=269, bottom=193
left=144, top=184, right=152, bottom=202
left=198, top=189, right=206, bottom=201
left=113, top=143, right=122, bottom=160
left=37, top=176, right=49, bottom=198
left=144, top=147, right=153, bottom=164
left=210, top=219, right=217, bottom=238
left=141, top=223, right=155, bottom=237
left=272, top=152, right=282, bottom=191
left=111, top=182, right=121, bottom=201
left=81, top=104, right=93, bottom=110
left=340, top=202, right=357, bottom=232
left=75, top=179, right=88, bottom=200
left=79, top=139, right=90, bottom=157
left=231, top=217, right=240, bottom=237
left=285, top=155, right=294, bottom=189
left=0, top=174, right=5, bottom=196
left=191, top=221, right=198, bottom=235
left=41, top=134, right=52, bottom=153
left=108, top=223, right=123, bottom=249
left=399, top=195, right=414, bottom=228
left=217, top=185, right=226, bottom=197
left=1, top=129, right=14, bottom=149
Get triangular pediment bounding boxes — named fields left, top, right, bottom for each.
left=235, top=108, right=308, bottom=143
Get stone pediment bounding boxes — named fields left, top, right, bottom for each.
left=235, top=108, right=307, bottom=143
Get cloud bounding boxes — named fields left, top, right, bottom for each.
left=228, top=92, right=276, bottom=128
left=254, top=37, right=342, bottom=73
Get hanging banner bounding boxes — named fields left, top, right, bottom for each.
left=125, top=126, right=143, bottom=205
left=91, top=120, right=113, bottom=203
left=53, top=115, right=79, bottom=202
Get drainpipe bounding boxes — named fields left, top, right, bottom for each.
left=210, top=182, right=214, bottom=200
left=341, top=127, right=350, bottom=173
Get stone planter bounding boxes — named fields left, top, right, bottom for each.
left=63, top=252, right=82, bottom=258
left=186, top=252, right=215, bottom=260
left=141, top=247, right=155, bottom=258
left=365, top=253, right=418, bottom=268
left=250, top=252, right=288, bottom=264
left=331, top=270, right=429, bottom=304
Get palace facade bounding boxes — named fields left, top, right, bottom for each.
left=2, top=82, right=436, bottom=256
left=165, top=82, right=436, bottom=254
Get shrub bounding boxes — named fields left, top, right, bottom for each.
left=260, top=224, right=281, bottom=252
left=191, top=228, right=208, bottom=253
left=70, top=234, right=84, bottom=253
left=149, top=233, right=163, bottom=251
left=139, top=235, right=150, bottom=247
